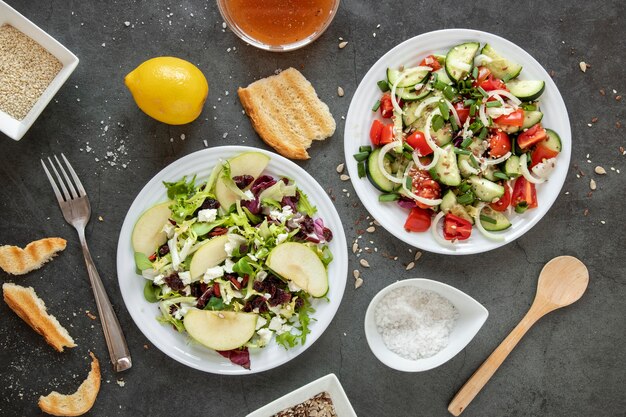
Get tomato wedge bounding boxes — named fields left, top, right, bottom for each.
left=495, top=108, right=524, bottom=127
left=380, top=94, right=394, bottom=118
left=404, top=207, right=432, bottom=232
left=518, top=124, right=548, bottom=149
left=531, top=144, right=559, bottom=167
left=490, top=183, right=511, bottom=212
left=488, top=130, right=511, bottom=157
left=379, top=124, right=395, bottom=145
left=369, top=119, right=384, bottom=146
left=454, top=102, right=470, bottom=125
left=420, top=55, right=442, bottom=71
left=406, top=130, right=433, bottom=156
left=443, top=214, right=472, bottom=241
left=511, top=176, right=538, bottom=212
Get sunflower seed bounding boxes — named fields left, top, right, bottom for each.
left=414, top=251, right=422, bottom=261
left=336, top=163, right=345, bottom=173
left=352, top=242, right=358, bottom=253
left=338, top=41, right=348, bottom=49
left=590, top=179, right=597, bottom=190
left=360, top=259, right=370, bottom=268
left=594, top=166, right=606, bottom=175
left=366, top=226, right=375, bottom=233
left=338, top=86, right=345, bottom=97
left=340, top=174, right=350, bottom=181
left=373, top=219, right=381, bottom=226
left=405, top=262, right=415, bottom=271
left=353, top=269, right=360, bottom=279
left=579, top=61, right=587, bottom=72
left=354, top=278, right=363, bottom=289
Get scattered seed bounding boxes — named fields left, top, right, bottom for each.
left=98, top=216, right=104, bottom=222
left=366, top=226, right=375, bottom=233
left=617, top=95, right=622, bottom=101
left=354, top=278, right=364, bottom=289
left=405, top=262, right=415, bottom=271
left=579, top=61, right=587, bottom=72
left=124, top=21, right=131, bottom=27
left=617, top=121, right=622, bottom=129
left=414, top=251, right=423, bottom=261
left=360, top=259, right=370, bottom=268
left=218, top=313, right=225, bottom=319
left=600, top=220, right=606, bottom=225
left=590, top=179, right=597, bottom=190
left=583, top=208, right=589, bottom=216
left=85, top=310, right=97, bottom=320
left=337, top=86, right=344, bottom=97
left=591, top=117, right=598, bottom=123
left=352, top=242, right=358, bottom=253
left=336, top=163, right=344, bottom=173
left=373, top=220, right=381, bottom=226
left=620, top=146, right=625, bottom=155
left=338, top=41, right=348, bottom=49
left=595, top=166, right=606, bottom=175
left=600, top=88, right=606, bottom=96
left=352, top=269, right=360, bottom=280
left=340, top=174, right=350, bottom=181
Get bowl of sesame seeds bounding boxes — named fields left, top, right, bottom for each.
left=364, top=278, right=488, bottom=372
left=0, top=0, right=78, bottom=141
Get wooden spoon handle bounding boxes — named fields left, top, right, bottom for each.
left=448, top=310, right=541, bottom=416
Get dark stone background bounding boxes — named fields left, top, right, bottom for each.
left=1, top=1, right=624, bottom=416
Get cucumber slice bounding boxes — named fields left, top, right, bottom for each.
left=482, top=164, right=498, bottom=181
left=435, top=145, right=461, bottom=186
left=503, top=155, right=522, bottom=178
left=480, top=207, right=512, bottom=231
left=387, top=67, right=430, bottom=88
left=434, top=68, right=453, bottom=85
left=397, top=84, right=431, bottom=101
left=440, top=190, right=457, bottom=212
left=445, top=42, right=480, bottom=83
left=481, top=44, right=523, bottom=81
left=506, top=80, right=545, bottom=101
left=469, top=176, right=504, bottom=202
left=544, top=129, right=562, bottom=152
left=402, top=101, right=421, bottom=126
left=450, top=203, right=474, bottom=224
left=366, top=149, right=399, bottom=192
left=458, top=154, right=479, bottom=178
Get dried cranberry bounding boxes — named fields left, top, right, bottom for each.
left=269, top=288, right=291, bottom=306
left=209, top=227, right=228, bottom=237
left=196, top=287, right=214, bottom=309
left=213, top=282, right=221, bottom=297
left=322, top=227, right=333, bottom=242
left=168, top=219, right=177, bottom=225
left=164, top=272, right=184, bottom=291
left=300, top=216, right=315, bottom=234
left=253, top=281, right=264, bottom=292
left=294, top=297, right=304, bottom=310
left=241, top=275, right=249, bottom=287
left=232, top=175, right=254, bottom=189
left=158, top=244, right=170, bottom=256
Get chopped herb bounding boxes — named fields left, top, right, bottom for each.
left=453, top=148, right=471, bottom=155
left=443, top=85, right=456, bottom=101
left=480, top=214, right=497, bottom=224
left=353, top=151, right=369, bottom=162
left=486, top=100, right=502, bottom=108
left=494, top=171, right=509, bottom=181
left=357, top=161, right=366, bottom=178
left=477, top=86, right=488, bottom=97
left=461, top=137, right=473, bottom=148
left=359, top=145, right=372, bottom=153
left=372, top=100, right=381, bottom=111
left=472, top=66, right=479, bottom=79
left=432, top=114, right=445, bottom=132
left=379, top=193, right=400, bottom=202
left=377, top=80, right=390, bottom=92
left=438, top=101, right=450, bottom=121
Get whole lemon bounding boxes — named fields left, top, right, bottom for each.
left=124, top=57, right=208, bottom=125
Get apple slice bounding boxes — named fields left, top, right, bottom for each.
left=214, top=152, right=270, bottom=210
left=132, top=202, right=172, bottom=256
left=184, top=309, right=258, bottom=351
left=267, top=242, right=328, bottom=297
left=189, top=234, right=229, bottom=279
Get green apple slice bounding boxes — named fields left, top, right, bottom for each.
left=214, top=152, right=270, bottom=210
left=189, top=234, right=229, bottom=279
left=132, top=202, right=172, bottom=256
left=184, top=309, right=258, bottom=351
left=267, top=242, right=328, bottom=297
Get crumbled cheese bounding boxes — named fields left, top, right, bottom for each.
left=247, top=253, right=258, bottom=261
left=224, top=234, right=247, bottom=256
left=276, top=233, right=289, bottom=245
left=162, top=222, right=175, bottom=238
left=255, top=316, right=267, bottom=330
left=174, top=302, right=193, bottom=320
left=256, top=271, right=268, bottom=281
left=197, top=208, right=217, bottom=223
left=269, top=206, right=293, bottom=223
left=268, top=316, right=285, bottom=331
left=257, top=328, right=273, bottom=347
left=178, top=271, right=191, bottom=286
left=243, top=189, right=254, bottom=200
left=153, top=274, right=165, bottom=286
left=223, top=258, right=235, bottom=274
left=288, top=280, right=303, bottom=292
left=203, top=266, right=224, bottom=283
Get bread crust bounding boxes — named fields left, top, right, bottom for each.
left=0, top=237, right=67, bottom=275
left=38, top=352, right=101, bottom=416
left=2, top=283, right=76, bottom=352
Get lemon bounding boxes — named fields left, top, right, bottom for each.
left=124, top=57, right=208, bottom=125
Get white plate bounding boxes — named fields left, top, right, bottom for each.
left=344, top=29, right=571, bottom=255
left=116, top=146, right=348, bottom=374
left=246, top=374, right=357, bottom=417
left=0, top=0, right=79, bottom=141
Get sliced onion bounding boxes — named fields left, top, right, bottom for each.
left=390, top=67, right=432, bottom=115
left=474, top=54, right=493, bottom=66
left=449, top=59, right=471, bottom=72
left=459, top=158, right=479, bottom=175
left=486, top=105, right=515, bottom=119
left=412, top=148, right=440, bottom=171
left=444, top=98, right=461, bottom=126
left=377, top=141, right=404, bottom=184
left=519, top=153, right=546, bottom=184
left=430, top=211, right=456, bottom=248
left=423, top=109, right=444, bottom=153
left=474, top=203, right=506, bottom=241
left=413, top=96, right=442, bottom=118
left=478, top=103, right=490, bottom=127
left=531, top=157, right=557, bottom=179
left=401, top=163, right=442, bottom=207
left=482, top=152, right=511, bottom=166
left=488, top=90, right=521, bottom=106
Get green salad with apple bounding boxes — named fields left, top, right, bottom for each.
left=132, top=152, right=334, bottom=369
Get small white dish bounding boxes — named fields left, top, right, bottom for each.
left=0, top=0, right=79, bottom=141
left=246, top=374, right=357, bottom=417
left=364, top=278, right=488, bottom=372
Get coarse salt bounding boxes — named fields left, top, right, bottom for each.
left=375, top=287, right=458, bottom=360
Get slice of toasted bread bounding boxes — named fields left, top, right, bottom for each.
left=2, top=283, right=76, bottom=352
left=238, top=67, right=336, bottom=160
left=38, top=352, right=101, bottom=416
left=0, top=237, right=67, bottom=275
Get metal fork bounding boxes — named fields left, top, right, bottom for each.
left=41, top=154, right=132, bottom=372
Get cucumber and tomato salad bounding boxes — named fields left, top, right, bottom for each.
left=354, top=42, right=562, bottom=245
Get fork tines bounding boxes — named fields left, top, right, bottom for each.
left=41, top=154, right=87, bottom=203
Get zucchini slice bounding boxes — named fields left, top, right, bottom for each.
left=544, top=129, right=562, bottom=152
left=481, top=44, right=523, bottom=81
left=445, top=42, right=480, bottom=83
left=506, top=80, right=545, bottom=101
left=387, top=67, right=430, bottom=88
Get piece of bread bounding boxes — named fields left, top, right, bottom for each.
left=0, top=237, right=67, bottom=275
left=238, top=67, right=336, bottom=160
left=2, top=283, right=76, bottom=352
left=38, top=352, right=101, bottom=416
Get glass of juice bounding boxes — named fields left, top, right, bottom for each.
left=217, top=0, right=340, bottom=52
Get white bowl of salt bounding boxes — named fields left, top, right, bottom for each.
left=364, top=278, right=488, bottom=372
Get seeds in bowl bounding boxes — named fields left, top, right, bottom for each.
left=375, top=286, right=458, bottom=360
left=273, top=391, right=337, bottom=417
left=0, top=24, right=62, bottom=120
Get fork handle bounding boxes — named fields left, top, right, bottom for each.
left=77, top=229, right=132, bottom=372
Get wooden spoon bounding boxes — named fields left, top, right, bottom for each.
left=448, top=256, right=589, bottom=416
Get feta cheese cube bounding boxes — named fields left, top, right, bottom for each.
left=197, top=208, right=217, bottom=223
left=178, top=271, right=191, bottom=285
left=268, top=316, right=285, bottom=331
left=203, top=266, right=224, bottom=283
left=257, top=328, right=273, bottom=347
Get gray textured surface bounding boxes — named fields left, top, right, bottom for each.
left=1, top=1, right=625, bottom=416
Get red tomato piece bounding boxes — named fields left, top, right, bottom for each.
left=420, top=55, right=442, bottom=71
left=490, top=183, right=511, bottom=212
left=380, top=94, right=394, bottom=118
left=404, top=207, right=432, bottom=232
left=495, top=108, right=524, bottom=127
left=443, top=214, right=472, bottom=241
left=369, top=119, right=384, bottom=146
left=518, top=124, right=548, bottom=149
left=530, top=144, right=559, bottom=167
left=474, top=66, right=491, bottom=85
left=409, top=168, right=441, bottom=209
left=488, top=130, right=511, bottom=157
left=454, top=102, right=470, bottom=125
left=480, top=75, right=507, bottom=91
left=511, top=176, right=538, bottom=211
left=406, top=130, right=433, bottom=156
left=379, top=124, right=395, bottom=145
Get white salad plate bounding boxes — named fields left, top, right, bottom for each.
left=344, top=29, right=571, bottom=255
left=246, top=373, right=357, bottom=417
left=364, top=278, right=488, bottom=372
left=116, top=146, right=348, bottom=374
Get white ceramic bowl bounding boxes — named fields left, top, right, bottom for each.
left=364, top=278, right=488, bottom=372
left=0, top=0, right=79, bottom=141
